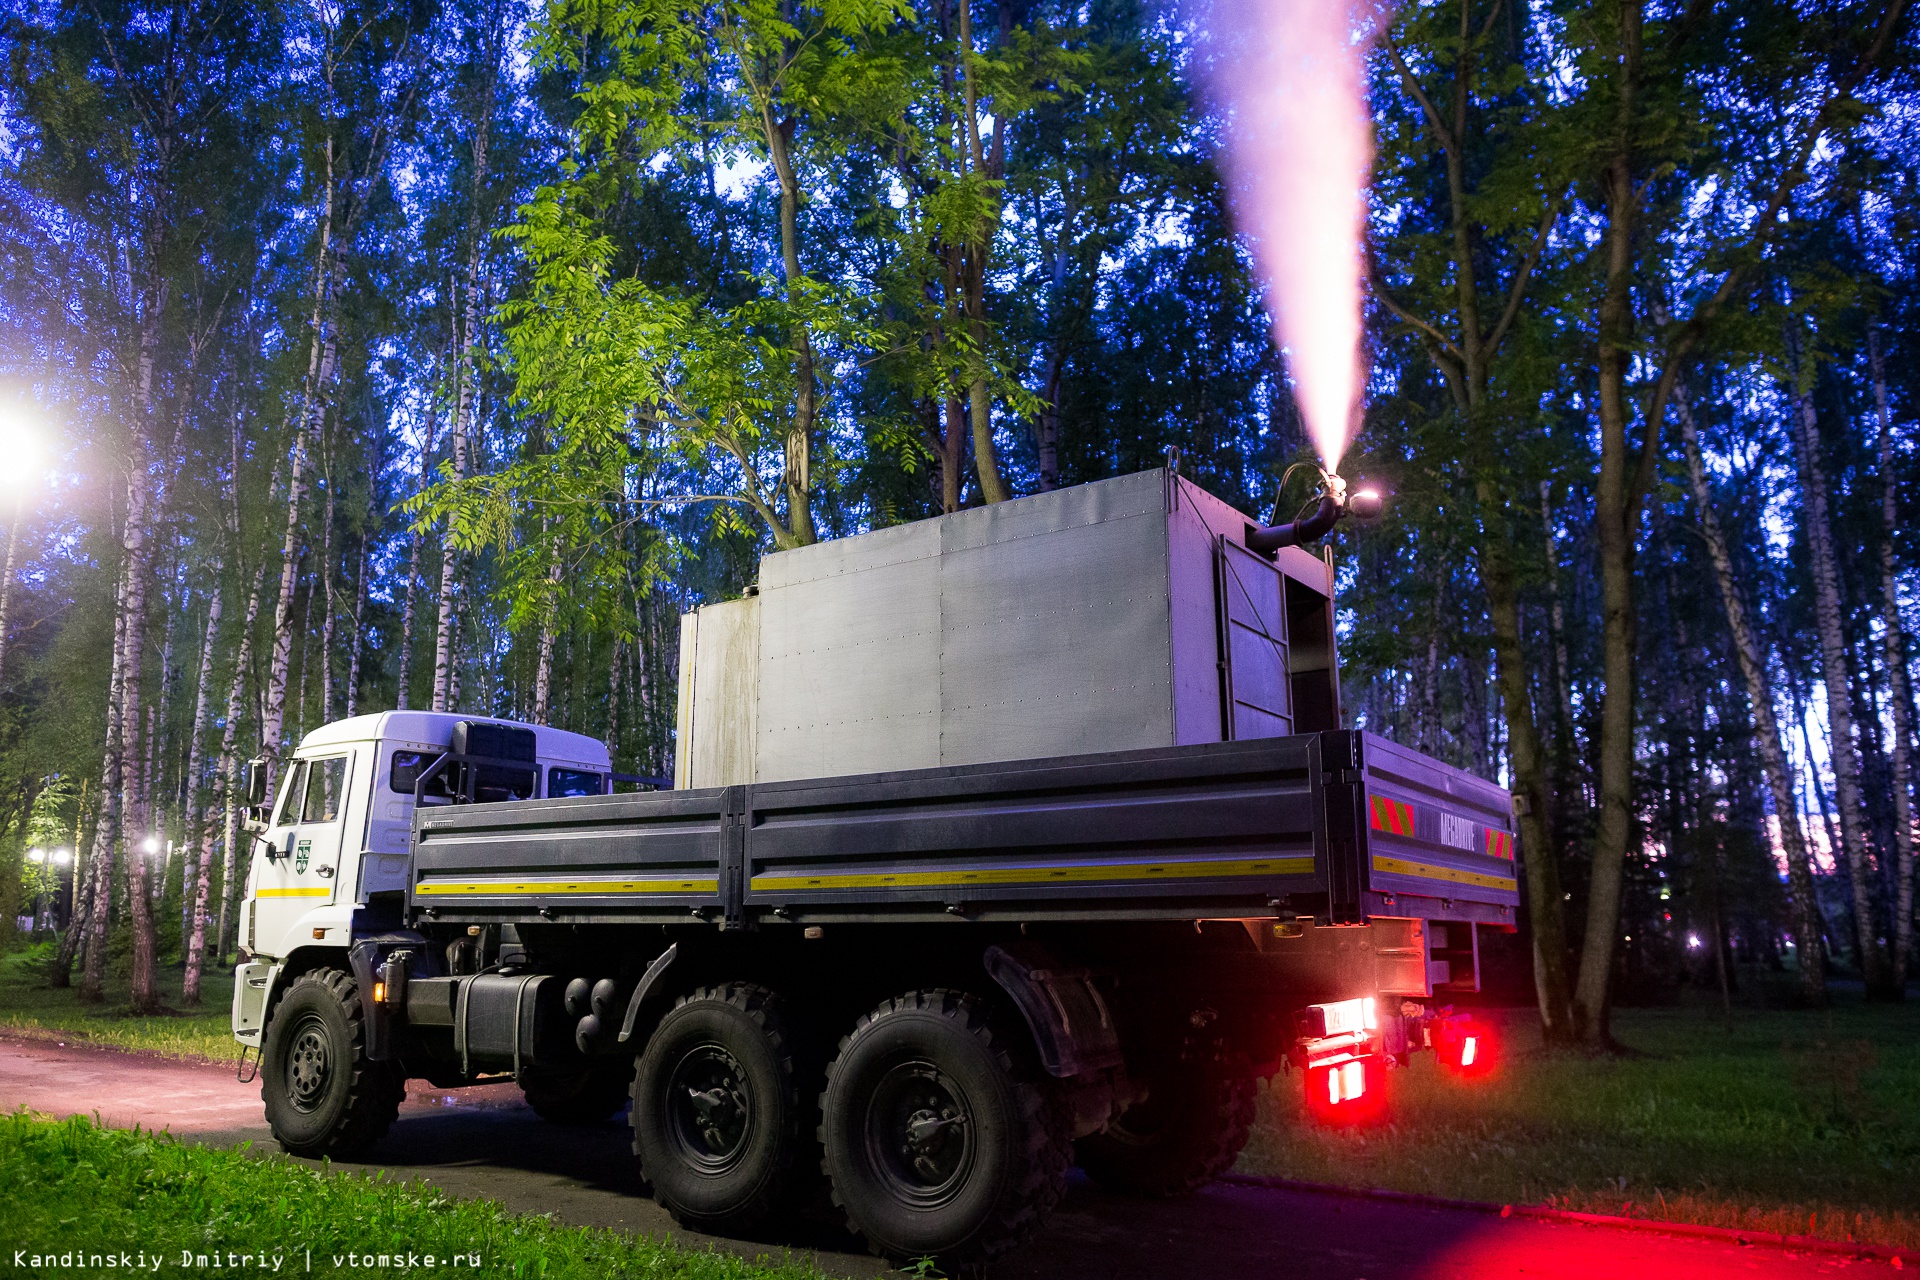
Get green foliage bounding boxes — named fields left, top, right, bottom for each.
left=0, top=1112, right=825, bottom=1279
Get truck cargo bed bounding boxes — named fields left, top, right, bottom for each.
left=407, top=730, right=1517, bottom=931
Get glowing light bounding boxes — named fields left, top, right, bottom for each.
left=1461, top=1036, right=1478, bottom=1068
left=1196, top=0, right=1373, bottom=472
left=0, top=398, right=46, bottom=492
left=142, top=836, right=160, bottom=855
left=1328, top=1059, right=1367, bottom=1103
left=27, top=847, right=44, bottom=864
left=53, top=848, right=71, bottom=865
left=1312, top=996, right=1375, bottom=1037
left=1686, top=933, right=1702, bottom=950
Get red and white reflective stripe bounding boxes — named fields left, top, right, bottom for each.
left=1370, top=796, right=1415, bottom=836
left=1484, top=828, right=1514, bottom=860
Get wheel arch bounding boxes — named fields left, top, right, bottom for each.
left=260, top=945, right=354, bottom=1034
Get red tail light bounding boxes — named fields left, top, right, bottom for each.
left=1434, top=1016, right=1493, bottom=1076
left=1305, top=1055, right=1384, bottom=1124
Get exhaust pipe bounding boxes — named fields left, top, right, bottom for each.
left=1245, top=470, right=1384, bottom=554
left=1246, top=493, right=1341, bottom=553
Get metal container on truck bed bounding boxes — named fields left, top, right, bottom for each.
left=673, top=467, right=1345, bottom=789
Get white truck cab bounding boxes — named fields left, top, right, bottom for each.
left=232, top=712, right=611, bottom=1051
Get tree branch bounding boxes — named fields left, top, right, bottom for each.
left=1370, top=264, right=1466, bottom=365
left=1484, top=191, right=1565, bottom=357
left=1384, top=37, right=1456, bottom=154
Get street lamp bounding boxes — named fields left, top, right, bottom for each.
left=27, top=847, right=44, bottom=864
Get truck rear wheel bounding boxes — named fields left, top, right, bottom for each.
left=1075, top=1036, right=1255, bottom=1196
left=260, top=968, right=404, bottom=1159
left=522, top=1064, right=631, bottom=1125
left=819, top=989, right=1071, bottom=1271
left=630, top=984, right=812, bottom=1234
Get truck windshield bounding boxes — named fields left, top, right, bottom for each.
left=547, top=768, right=604, bottom=798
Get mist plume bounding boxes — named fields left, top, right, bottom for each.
left=1197, top=0, right=1373, bottom=473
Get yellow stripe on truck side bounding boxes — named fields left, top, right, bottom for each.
left=1371, top=854, right=1517, bottom=893
left=416, top=876, right=718, bottom=897
left=256, top=887, right=332, bottom=899
left=750, top=855, right=1317, bottom=894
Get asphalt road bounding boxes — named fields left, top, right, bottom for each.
left=0, top=1035, right=1899, bottom=1279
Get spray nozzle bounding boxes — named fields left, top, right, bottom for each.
left=1244, top=467, right=1385, bottom=554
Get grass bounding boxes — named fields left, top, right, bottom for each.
left=0, top=942, right=240, bottom=1063
left=0, top=1112, right=826, bottom=1278
left=1237, top=991, right=1920, bottom=1251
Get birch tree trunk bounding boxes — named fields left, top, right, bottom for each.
left=1867, top=328, right=1915, bottom=992
left=181, top=562, right=223, bottom=1003
left=605, top=635, right=623, bottom=762
left=214, top=562, right=269, bottom=961
left=0, top=503, right=20, bottom=695
left=432, top=279, right=480, bottom=710
left=532, top=537, right=561, bottom=724
left=318, top=465, right=336, bottom=725
left=1675, top=383, right=1826, bottom=1002
left=345, top=534, right=366, bottom=719
left=80, top=510, right=132, bottom=1004
left=396, top=388, right=441, bottom=711
left=1785, top=341, right=1891, bottom=996
left=119, top=251, right=168, bottom=1014
left=434, top=35, right=498, bottom=708
left=264, top=156, right=337, bottom=763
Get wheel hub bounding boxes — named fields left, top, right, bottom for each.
left=286, top=1017, right=332, bottom=1114
left=665, top=1044, right=752, bottom=1173
left=867, top=1061, right=975, bottom=1206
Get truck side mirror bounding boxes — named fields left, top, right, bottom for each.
left=244, top=756, right=271, bottom=808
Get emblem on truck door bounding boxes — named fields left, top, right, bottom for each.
left=295, top=839, right=311, bottom=873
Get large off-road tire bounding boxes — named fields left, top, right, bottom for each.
left=1075, top=1035, right=1255, bottom=1197
left=260, top=968, right=404, bottom=1159
left=631, top=984, right=813, bottom=1235
left=820, top=989, right=1071, bottom=1273
left=522, top=1063, right=632, bottom=1125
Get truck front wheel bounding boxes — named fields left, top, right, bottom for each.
left=820, top=989, right=1071, bottom=1271
left=260, top=968, right=404, bottom=1158
left=630, top=984, right=812, bottom=1234
left=1075, top=1036, right=1255, bottom=1196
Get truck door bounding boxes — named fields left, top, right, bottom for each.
left=252, top=752, right=351, bottom=956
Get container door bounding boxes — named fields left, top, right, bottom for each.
left=1217, top=539, right=1292, bottom=739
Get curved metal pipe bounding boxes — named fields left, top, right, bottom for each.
left=1245, top=494, right=1341, bottom=554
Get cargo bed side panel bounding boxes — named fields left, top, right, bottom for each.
left=1359, top=732, right=1518, bottom=924
left=409, top=789, right=728, bottom=923
left=743, top=736, right=1330, bottom=922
